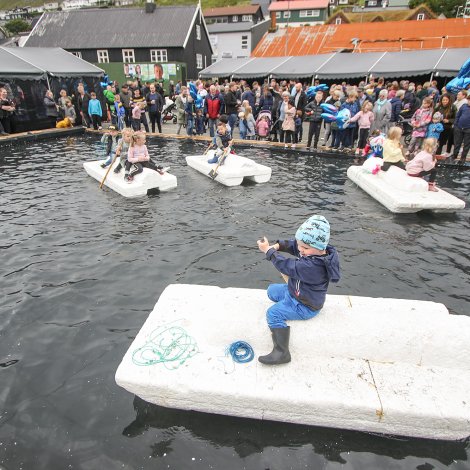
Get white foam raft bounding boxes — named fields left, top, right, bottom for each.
left=347, top=163, right=465, bottom=213
left=185, top=150, right=271, bottom=186
left=83, top=160, right=177, bottom=198
left=115, top=284, right=470, bottom=441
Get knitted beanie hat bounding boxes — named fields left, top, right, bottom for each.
left=295, top=215, right=330, bottom=250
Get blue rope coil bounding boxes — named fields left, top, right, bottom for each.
left=227, top=341, right=254, bottom=363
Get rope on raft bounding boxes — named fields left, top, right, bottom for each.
left=226, top=341, right=254, bottom=364
left=132, top=325, right=199, bottom=370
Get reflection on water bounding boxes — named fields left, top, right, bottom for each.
left=124, top=396, right=468, bottom=466
left=0, top=135, right=469, bottom=470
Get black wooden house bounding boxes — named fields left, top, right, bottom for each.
left=24, top=3, right=213, bottom=83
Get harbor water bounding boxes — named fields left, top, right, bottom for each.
left=1, top=135, right=469, bottom=469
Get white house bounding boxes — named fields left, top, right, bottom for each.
left=204, top=5, right=270, bottom=61
left=44, top=2, right=60, bottom=10
left=61, top=0, right=101, bottom=11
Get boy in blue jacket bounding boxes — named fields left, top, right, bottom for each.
left=88, top=92, right=103, bottom=130
left=257, top=215, right=340, bottom=365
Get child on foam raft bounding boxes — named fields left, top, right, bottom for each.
left=406, top=137, right=439, bottom=192
left=124, top=132, right=165, bottom=183
left=100, top=125, right=119, bottom=168
left=113, top=128, right=133, bottom=174
left=207, top=121, right=233, bottom=165
left=257, top=216, right=341, bottom=365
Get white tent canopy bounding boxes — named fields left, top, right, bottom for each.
left=199, top=48, right=469, bottom=80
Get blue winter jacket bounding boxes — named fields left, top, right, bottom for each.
left=265, top=241, right=341, bottom=311
left=88, top=98, right=102, bottom=117
left=455, top=104, right=470, bottom=130
left=390, top=97, right=403, bottom=122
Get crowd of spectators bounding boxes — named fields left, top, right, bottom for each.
left=1, top=76, right=469, bottom=163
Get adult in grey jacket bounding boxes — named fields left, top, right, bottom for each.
left=371, top=89, right=391, bottom=134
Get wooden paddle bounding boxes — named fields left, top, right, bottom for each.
left=99, top=153, right=118, bottom=189
left=208, top=147, right=230, bottom=179
left=203, top=142, right=214, bottom=155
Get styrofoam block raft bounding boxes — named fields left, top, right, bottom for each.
left=83, top=160, right=177, bottom=198
left=347, top=164, right=465, bottom=213
left=185, top=151, right=272, bottom=186
left=115, top=284, right=470, bottom=440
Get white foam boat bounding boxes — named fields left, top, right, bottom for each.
left=185, top=150, right=271, bottom=186
left=115, top=284, right=470, bottom=441
left=347, top=160, right=465, bottom=213
left=83, top=160, right=177, bottom=198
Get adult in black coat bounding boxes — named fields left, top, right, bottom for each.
left=224, top=82, right=239, bottom=132
left=293, top=83, right=307, bottom=117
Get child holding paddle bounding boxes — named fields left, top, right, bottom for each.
left=257, top=215, right=341, bottom=365
left=207, top=121, right=233, bottom=165
left=100, top=125, right=119, bottom=168
left=113, top=128, right=133, bottom=174
left=124, top=132, right=166, bottom=183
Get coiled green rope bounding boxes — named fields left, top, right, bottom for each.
left=132, top=325, right=199, bottom=370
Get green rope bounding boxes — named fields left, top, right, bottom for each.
left=132, top=324, right=199, bottom=370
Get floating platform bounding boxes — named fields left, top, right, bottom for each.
left=347, top=164, right=465, bottom=213
left=185, top=151, right=271, bottom=186
left=115, top=284, right=470, bottom=441
left=83, top=160, right=177, bottom=198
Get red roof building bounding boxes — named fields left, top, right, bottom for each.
left=252, top=18, right=470, bottom=56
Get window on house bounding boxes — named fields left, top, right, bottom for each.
left=417, top=13, right=425, bottom=20
left=196, top=24, right=201, bottom=40
left=150, top=49, right=167, bottom=62
left=232, top=15, right=238, bottom=22
left=97, top=49, right=109, bottom=63
left=196, top=54, right=203, bottom=69
left=122, top=49, right=135, bottom=63
left=241, top=35, right=248, bottom=49
left=339, top=0, right=348, bottom=4
left=300, top=10, right=320, bottom=17
left=335, top=17, right=342, bottom=24
left=242, top=14, right=252, bottom=21
left=330, top=0, right=335, bottom=4
left=367, top=0, right=377, bottom=6
left=72, top=51, right=82, bottom=59
left=283, top=11, right=291, bottom=18
left=276, top=12, right=281, bottom=18
left=215, top=17, right=228, bottom=23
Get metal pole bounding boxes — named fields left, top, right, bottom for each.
left=285, top=0, right=290, bottom=56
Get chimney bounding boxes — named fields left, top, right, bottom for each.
left=269, top=10, right=277, bottom=32
left=145, top=0, right=156, bottom=13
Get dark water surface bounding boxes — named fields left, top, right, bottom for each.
left=1, top=136, right=469, bottom=470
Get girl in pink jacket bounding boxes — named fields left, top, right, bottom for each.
left=406, top=97, right=433, bottom=157
left=349, top=101, right=374, bottom=155
left=406, top=137, right=439, bottom=192
left=124, top=132, right=165, bottom=183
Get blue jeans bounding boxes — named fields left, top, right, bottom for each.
left=266, top=284, right=320, bottom=329
left=228, top=113, right=237, bottom=134
left=186, top=117, right=194, bottom=136
left=208, top=118, right=218, bottom=137
left=239, top=119, right=246, bottom=140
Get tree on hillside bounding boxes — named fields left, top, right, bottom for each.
left=408, top=0, right=465, bottom=18
left=4, top=19, right=31, bottom=35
